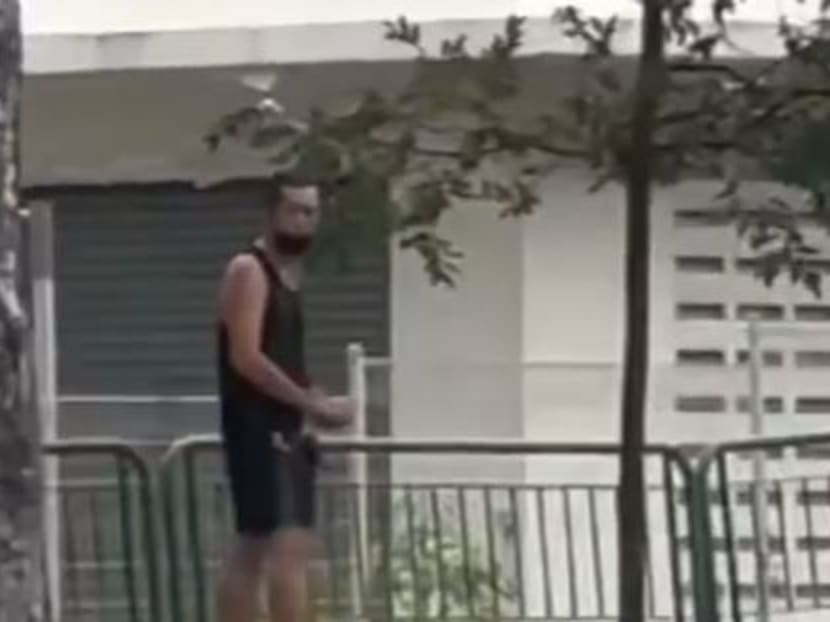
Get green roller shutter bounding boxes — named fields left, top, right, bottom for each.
left=51, top=187, right=389, bottom=439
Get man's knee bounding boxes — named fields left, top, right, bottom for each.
left=228, top=535, right=271, bottom=578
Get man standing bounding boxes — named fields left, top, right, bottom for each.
left=215, top=175, right=354, bottom=622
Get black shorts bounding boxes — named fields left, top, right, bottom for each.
left=221, top=417, right=318, bottom=536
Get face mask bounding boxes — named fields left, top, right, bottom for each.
left=273, top=232, right=313, bottom=256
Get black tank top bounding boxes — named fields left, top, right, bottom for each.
left=217, top=245, right=309, bottom=435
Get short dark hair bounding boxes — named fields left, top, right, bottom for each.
left=263, top=173, right=289, bottom=208
left=263, top=173, right=319, bottom=209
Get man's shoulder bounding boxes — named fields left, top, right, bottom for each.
left=223, top=252, right=266, bottom=283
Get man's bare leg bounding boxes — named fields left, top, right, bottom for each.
left=267, top=528, right=317, bottom=622
left=217, top=536, right=269, bottom=622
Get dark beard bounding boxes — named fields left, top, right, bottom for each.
left=273, top=232, right=312, bottom=256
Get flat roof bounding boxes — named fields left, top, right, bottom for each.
left=24, top=14, right=800, bottom=75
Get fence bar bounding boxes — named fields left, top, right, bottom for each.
left=116, top=457, right=139, bottom=622
left=717, top=454, right=742, bottom=622
left=536, top=488, right=555, bottom=618
left=690, top=449, right=720, bottom=622
left=664, top=455, right=685, bottom=622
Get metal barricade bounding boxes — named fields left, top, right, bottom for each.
left=43, top=439, right=162, bottom=622
left=160, top=435, right=695, bottom=622
left=691, top=432, right=830, bottom=622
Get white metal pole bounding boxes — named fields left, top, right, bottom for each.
left=747, top=318, right=771, bottom=622
left=346, top=342, right=369, bottom=616
left=30, top=201, right=61, bottom=622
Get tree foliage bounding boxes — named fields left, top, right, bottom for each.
left=208, top=3, right=830, bottom=293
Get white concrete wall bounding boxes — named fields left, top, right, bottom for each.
left=21, top=0, right=815, bottom=34
left=389, top=201, right=525, bottom=482
left=21, top=0, right=812, bottom=76
left=521, top=173, right=627, bottom=445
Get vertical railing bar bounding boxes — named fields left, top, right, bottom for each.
left=184, top=448, right=207, bottom=622
left=457, top=486, right=476, bottom=619
left=430, top=488, right=448, bottom=619
left=509, top=486, right=526, bottom=619
left=688, top=452, right=719, bottom=622
left=62, top=489, right=84, bottom=622
left=88, top=489, right=105, bottom=622
left=378, top=484, right=394, bottom=621
left=161, top=451, right=183, bottom=622
left=717, top=454, right=741, bottom=622
left=134, top=454, right=161, bottom=622
left=747, top=463, right=765, bottom=617
left=536, top=487, right=555, bottom=618
left=773, top=480, right=794, bottom=612
left=563, top=487, right=579, bottom=619
left=116, top=457, right=140, bottom=622
left=663, top=455, right=686, bottom=622
left=484, top=486, right=500, bottom=619
left=802, top=478, right=820, bottom=609
left=588, top=487, right=605, bottom=618
left=404, top=485, right=419, bottom=620
left=645, top=492, right=658, bottom=620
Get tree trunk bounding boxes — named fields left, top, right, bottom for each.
left=0, top=1, right=44, bottom=621
left=618, top=1, right=664, bottom=621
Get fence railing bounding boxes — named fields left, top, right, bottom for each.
left=693, top=432, right=830, bottom=622
left=159, top=436, right=695, bottom=622
left=43, top=439, right=162, bottom=622
left=41, top=433, right=830, bottom=622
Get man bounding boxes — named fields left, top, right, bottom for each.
left=215, top=175, right=354, bottom=622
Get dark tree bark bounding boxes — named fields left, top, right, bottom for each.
left=618, top=1, right=664, bottom=621
left=0, top=1, right=44, bottom=621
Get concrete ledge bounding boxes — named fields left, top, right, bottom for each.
left=24, top=17, right=791, bottom=75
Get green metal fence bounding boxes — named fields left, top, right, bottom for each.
left=693, top=432, right=830, bottom=622
left=160, top=436, right=696, bottom=622
left=46, top=433, right=830, bottom=622
left=43, top=440, right=162, bottom=622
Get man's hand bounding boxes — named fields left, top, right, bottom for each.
left=306, top=393, right=356, bottom=430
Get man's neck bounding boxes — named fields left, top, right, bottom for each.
left=256, top=236, right=303, bottom=283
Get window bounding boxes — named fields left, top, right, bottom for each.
left=795, top=351, right=830, bottom=368
left=739, top=258, right=830, bottom=274
left=676, top=303, right=726, bottom=320
left=736, top=304, right=785, bottom=321
left=674, top=209, right=731, bottom=227
left=736, top=350, right=784, bottom=367
left=676, top=395, right=727, bottom=414
left=796, top=397, right=830, bottom=415
left=795, top=305, right=830, bottom=322
left=676, top=349, right=725, bottom=366
left=674, top=256, right=725, bottom=274
left=735, top=396, right=784, bottom=414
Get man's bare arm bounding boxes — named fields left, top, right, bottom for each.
left=219, top=255, right=312, bottom=411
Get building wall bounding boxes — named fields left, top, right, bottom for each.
left=389, top=201, right=525, bottom=482
left=390, top=171, right=830, bottom=468
left=21, top=0, right=807, bottom=34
